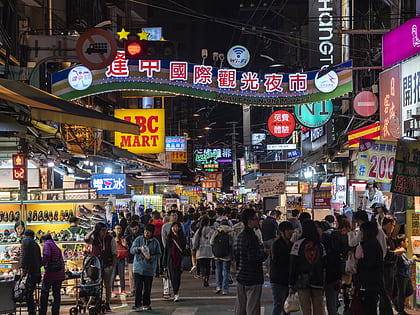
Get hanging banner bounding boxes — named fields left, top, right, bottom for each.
left=258, top=174, right=286, bottom=197
left=355, top=139, right=396, bottom=183
left=391, top=138, right=420, bottom=196
left=348, top=122, right=380, bottom=148
left=52, top=60, right=352, bottom=107
left=114, top=109, right=165, bottom=154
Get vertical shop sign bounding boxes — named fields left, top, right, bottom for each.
left=380, top=66, right=401, bottom=140
left=307, top=0, right=341, bottom=69
left=401, top=55, right=420, bottom=137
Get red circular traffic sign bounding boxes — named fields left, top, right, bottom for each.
left=267, top=110, right=295, bottom=138
left=76, top=28, right=117, bottom=70
left=353, top=91, right=378, bottom=117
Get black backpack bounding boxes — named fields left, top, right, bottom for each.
left=212, top=230, right=230, bottom=258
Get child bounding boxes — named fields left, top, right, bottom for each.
left=394, top=236, right=419, bottom=315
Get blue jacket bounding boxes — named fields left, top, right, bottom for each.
left=130, top=235, right=162, bottom=276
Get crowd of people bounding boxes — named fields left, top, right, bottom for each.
left=17, top=201, right=418, bottom=315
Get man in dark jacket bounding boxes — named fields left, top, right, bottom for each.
left=262, top=210, right=279, bottom=273
left=126, top=221, right=142, bottom=296
left=270, top=221, right=294, bottom=315
left=234, top=208, right=268, bottom=315
left=20, top=229, right=42, bottom=315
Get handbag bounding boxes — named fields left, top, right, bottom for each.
left=345, top=252, right=357, bottom=274
left=13, top=273, right=28, bottom=302
left=162, top=270, right=171, bottom=299
left=284, top=292, right=300, bottom=312
left=47, top=259, right=63, bottom=272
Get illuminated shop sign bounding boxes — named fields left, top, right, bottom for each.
left=165, top=136, right=187, bottom=152
left=194, top=148, right=232, bottom=163
left=92, top=174, right=126, bottom=195
left=114, top=109, right=165, bottom=154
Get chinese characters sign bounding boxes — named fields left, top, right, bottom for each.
left=267, top=110, right=295, bottom=138
left=165, top=136, right=186, bottom=152
left=92, top=174, right=126, bottom=195
left=258, top=174, right=286, bottom=197
left=380, top=66, right=401, bottom=140
left=202, top=172, right=223, bottom=189
left=356, top=139, right=396, bottom=184
left=53, top=58, right=353, bottom=107
left=391, top=138, right=420, bottom=196
left=114, top=109, right=165, bottom=154
left=194, top=148, right=232, bottom=163
left=401, top=55, right=420, bottom=137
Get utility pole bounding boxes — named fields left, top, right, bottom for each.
left=227, top=122, right=239, bottom=187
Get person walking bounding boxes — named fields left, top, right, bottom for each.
left=20, top=229, right=42, bottom=315
left=394, top=236, right=419, bottom=315
left=111, top=224, right=128, bottom=296
left=192, top=215, right=214, bottom=287
left=234, top=208, right=268, bottom=315
left=270, top=221, right=294, bottom=315
left=130, top=224, right=162, bottom=311
left=356, top=221, right=384, bottom=315
left=261, top=210, right=279, bottom=273
left=162, top=222, right=187, bottom=302
left=289, top=220, right=326, bottom=315
left=39, top=233, right=65, bottom=315
left=84, top=222, right=117, bottom=312
left=126, top=221, right=142, bottom=296
left=210, top=219, right=234, bottom=295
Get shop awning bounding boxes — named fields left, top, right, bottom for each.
left=0, top=79, right=140, bottom=135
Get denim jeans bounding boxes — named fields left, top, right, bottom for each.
left=112, top=258, right=126, bottom=291
left=270, top=282, right=289, bottom=315
left=215, top=259, right=231, bottom=292
left=39, top=280, right=63, bottom=315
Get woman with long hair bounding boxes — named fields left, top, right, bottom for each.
left=84, top=222, right=117, bottom=312
left=289, top=219, right=326, bottom=315
left=163, top=221, right=187, bottom=302
left=192, top=215, right=214, bottom=287
left=111, top=224, right=128, bottom=296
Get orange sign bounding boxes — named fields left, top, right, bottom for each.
left=172, top=151, right=187, bottom=163
left=114, top=109, right=165, bottom=153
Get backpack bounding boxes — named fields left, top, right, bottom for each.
left=212, top=230, right=230, bottom=258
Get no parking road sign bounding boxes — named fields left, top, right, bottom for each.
left=76, top=28, right=117, bottom=70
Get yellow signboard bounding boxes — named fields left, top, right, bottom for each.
left=114, top=109, right=165, bottom=154
left=172, top=151, right=187, bottom=163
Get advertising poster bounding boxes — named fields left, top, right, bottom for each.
left=258, top=174, right=286, bottom=197
left=391, top=138, right=420, bottom=196
left=355, top=138, right=397, bottom=183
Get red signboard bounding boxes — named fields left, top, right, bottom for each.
left=267, top=110, right=295, bottom=138
left=379, top=66, right=401, bottom=140
left=202, top=172, right=223, bottom=189
left=313, top=189, right=331, bottom=208
left=353, top=91, right=378, bottom=117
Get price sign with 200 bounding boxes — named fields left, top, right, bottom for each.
left=368, top=154, right=395, bottom=180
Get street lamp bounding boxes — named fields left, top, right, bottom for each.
left=303, top=166, right=316, bottom=219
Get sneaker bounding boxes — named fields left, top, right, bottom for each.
left=215, top=287, right=221, bottom=294
left=222, top=291, right=228, bottom=295
left=111, top=291, right=117, bottom=297
left=128, top=292, right=135, bottom=297
left=121, top=291, right=128, bottom=296
left=193, top=274, right=201, bottom=279
left=174, top=294, right=179, bottom=302
left=142, top=306, right=152, bottom=310
left=132, top=305, right=142, bottom=311
left=190, top=266, right=196, bottom=273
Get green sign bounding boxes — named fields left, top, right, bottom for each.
left=294, top=100, right=333, bottom=128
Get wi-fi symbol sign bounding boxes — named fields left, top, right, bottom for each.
left=227, top=45, right=250, bottom=68
left=232, top=46, right=245, bottom=58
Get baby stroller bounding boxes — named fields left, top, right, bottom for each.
left=69, top=255, right=106, bottom=315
